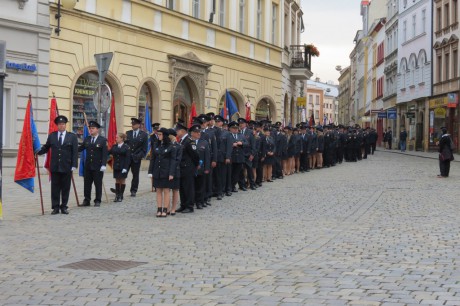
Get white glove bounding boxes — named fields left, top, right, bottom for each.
left=148, top=174, right=153, bottom=178
left=71, top=167, right=76, bottom=172
left=100, top=166, right=106, bottom=172
left=122, top=169, right=127, bottom=174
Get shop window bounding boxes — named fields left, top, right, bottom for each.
left=138, top=84, right=152, bottom=132
left=72, top=71, right=112, bottom=142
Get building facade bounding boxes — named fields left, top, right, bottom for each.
left=0, top=0, right=51, bottom=171
left=306, top=79, right=338, bottom=125
left=397, top=0, right=432, bottom=151
left=337, top=66, right=351, bottom=125
left=47, top=0, right=311, bottom=144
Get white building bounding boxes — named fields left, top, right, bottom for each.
left=0, top=0, right=50, bottom=173
left=396, top=0, right=432, bottom=150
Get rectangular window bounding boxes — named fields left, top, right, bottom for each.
left=437, top=7, right=442, bottom=30
left=438, top=55, right=442, bottom=82
left=454, top=0, right=458, bottom=23
left=422, top=9, right=426, bottom=33
left=219, top=0, right=225, bottom=27
left=257, top=0, right=263, bottom=39
left=316, top=96, right=320, bottom=105
left=445, top=53, right=450, bottom=80
left=445, top=3, right=450, bottom=27
left=192, top=0, right=200, bottom=18
left=166, top=0, right=174, bottom=9
left=412, top=14, right=416, bottom=38
left=239, top=0, right=245, bottom=33
left=272, top=4, right=277, bottom=44
left=309, top=95, right=313, bottom=105
left=454, top=50, right=459, bottom=78
left=403, top=21, right=407, bottom=42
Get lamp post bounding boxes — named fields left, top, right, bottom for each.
left=55, top=0, right=79, bottom=35
left=0, top=40, right=6, bottom=218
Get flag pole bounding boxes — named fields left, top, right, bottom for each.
left=35, top=156, right=44, bottom=215
left=71, top=173, right=80, bottom=206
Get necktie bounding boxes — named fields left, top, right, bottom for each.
left=59, top=133, right=63, bottom=145
left=91, top=137, right=95, bottom=144
left=234, top=134, right=237, bottom=139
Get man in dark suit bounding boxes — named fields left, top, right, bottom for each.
left=126, top=118, right=148, bottom=197
left=176, top=122, right=200, bottom=213
left=78, top=121, right=108, bottom=207
left=238, top=118, right=256, bottom=190
left=191, top=125, right=210, bottom=209
left=229, top=121, right=247, bottom=192
left=36, top=115, right=78, bottom=215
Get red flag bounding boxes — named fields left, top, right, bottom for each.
left=107, top=96, right=117, bottom=168
left=44, top=97, right=59, bottom=178
left=14, top=99, right=36, bottom=192
left=188, top=101, right=197, bottom=128
left=245, top=100, right=251, bottom=122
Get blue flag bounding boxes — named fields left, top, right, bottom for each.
left=78, top=124, right=89, bottom=177
left=220, top=90, right=239, bottom=120
left=144, top=105, right=153, bottom=156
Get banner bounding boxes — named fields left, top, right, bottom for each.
left=44, top=97, right=59, bottom=179
left=144, top=104, right=153, bottom=156
left=107, top=96, right=117, bottom=168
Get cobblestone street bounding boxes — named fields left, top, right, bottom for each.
left=1, top=151, right=460, bottom=305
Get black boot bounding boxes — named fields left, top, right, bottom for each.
left=113, top=184, right=120, bottom=202
left=120, top=184, right=125, bottom=202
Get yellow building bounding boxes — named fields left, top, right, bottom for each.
left=49, top=0, right=311, bottom=139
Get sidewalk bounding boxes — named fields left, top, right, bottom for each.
left=379, top=147, right=460, bottom=162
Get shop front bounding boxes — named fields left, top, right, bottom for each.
left=428, top=94, right=458, bottom=151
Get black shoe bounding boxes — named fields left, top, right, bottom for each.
left=277, top=176, right=284, bottom=179
left=176, top=206, right=186, bottom=213
left=217, top=195, right=223, bottom=200
left=110, top=188, right=116, bottom=194
left=250, top=186, right=256, bottom=190
left=201, top=203, right=207, bottom=208
left=196, top=204, right=203, bottom=209
left=181, top=208, right=194, bottom=213
left=51, top=209, right=59, bottom=215
left=61, top=209, right=69, bottom=215
left=206, top=199, right=211, bottom=205
left=130, top=192, right=136, bottom=197
left=232, top=188, right=238, bottom=193
left=225, top=192, right=232, bottom=196
left=239, top=187, right=247, bottom=191
left=94, top=202, right=101, bottom=207
left=82, top=199, right=90, bottom=207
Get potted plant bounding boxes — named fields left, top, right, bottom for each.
left=305, top=44, right=320, bottom=57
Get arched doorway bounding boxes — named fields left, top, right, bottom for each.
left=416, top=111, right=424, bottom=151
left=172, top=77, right=198, bottom=125
left=290, top=96, right=296, bottom=125
left=138, top=79, right=161, bottom=130
left=72, top=71, right=117, bottom=142
left=283, top=94, right=289, bottom=124
left=218, top=90, right=244, bottom=121
left=255, top=97, right=276, bottom=121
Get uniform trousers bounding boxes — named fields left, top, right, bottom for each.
left=205, top=169, right=212, bottom=200
left=231, top=163, right=243, bottom=189
left=274, top=156, right=283, bottom=177
left=300, top=152, right=309, bottom=171
left=239, top=161, right=255, bottom=188
left=337, top=147, right=344, bottom=163
left=256, top=160, right=264, bottom=184
left=439, top=160, right=451, bottom=177
left=84, top=168, right=104, bottom=203
left=224, top=163, right=232, bottom=193
left=216, top=162, right=226, bottom=195
left=195, top=174, right=206, bottom=205
left=51, top=171, right=72, bottom=210
left=129, top=161, right=141, bottom=193
left=371, top=142, right=376, bottom=154
left=180, top=170, right=195, bottom=209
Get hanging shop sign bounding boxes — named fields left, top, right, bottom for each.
left=406, top=112, right=415, bottom=119
left=6, top=61, right=37, bottom=72
left=434, top=107, right=446, bottom=118
left=429, top=97, right=448, bottom=108
left=447, top=93, right=458, bottom=108
left=387, top=108, right=397, bottom=120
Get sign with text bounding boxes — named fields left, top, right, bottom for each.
left=406, top=112, right=415, bottom=119
left=387, top=108, right=397, bottom=120
left=447, top=93, right=458, bottom=108
left=296, top=97, right=306, bottom=107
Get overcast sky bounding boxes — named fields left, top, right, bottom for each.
left=301, top=0, right=363, bottom=84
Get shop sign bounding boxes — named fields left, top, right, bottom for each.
left=434, top=107, right=446, bottom=118
left=361, top=116, right=371, bottom=122
left=74, top=77, right=98, bottom=97
left=6, top=61, right=37, bottom=72
left=377, top=111, right=387, bottom=118
left=447, top=93, right=458, bottom=108
left=387, top=108, right=397, bottom=120
left=296, top=97, right=306, bottom=107
left=429, top=111, right=434, bottom=134
left=406, top=112, right=415, bottom=119
left=429, top=97, right=448, bottom=108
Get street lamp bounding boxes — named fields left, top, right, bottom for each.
left=55, top=0, right=79, bottom=35
left=0, top=40, right=6, bottom=219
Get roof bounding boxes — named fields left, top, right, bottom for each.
left=306, top=80, right=339, bottom=97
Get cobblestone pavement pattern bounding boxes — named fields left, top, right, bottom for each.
left=1, top=151, right=460, bottom=305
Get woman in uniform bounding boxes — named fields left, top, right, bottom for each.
left=168, top=128, right=182, bottom=215
left=108, top=133, right=131, bottom=202
left=262, top=127, right=276, bottom=182
left=148, top=128, right=176, bottom=217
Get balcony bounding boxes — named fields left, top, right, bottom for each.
left=289, top=45, right=314, bottom=81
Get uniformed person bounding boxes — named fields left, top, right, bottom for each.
left=78, top=121, right=108, bottom=207
left=191, top=124, right=210, bottom=209
left=215, top=115, right=232, bottom=198
left=148, top=122, right=161, bottom=156
left=36, top=115, right=78, bottom=214
left=229, top=121, right=247, bottom=192
left=238, top=118, right=256, bottom=190
left=201, top=113, right=217, bottom=205
left=175, top=122, right=200, bottom=213
left=126, top=118, right=148, bottom=197
left=108, top=133, right=131, bottom=202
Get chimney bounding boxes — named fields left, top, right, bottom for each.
left=315, top=77, right=320, bottom=82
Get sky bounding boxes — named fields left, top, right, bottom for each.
left=301, top=0, right=363, bottom=84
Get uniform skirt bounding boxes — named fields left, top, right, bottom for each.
left=170, top=177, right=180, bottom=190
left=113, top=169, right=128, bottom=179
left=153, top=177, right=171, bottom=189
left=264, top=155, right=275, bottom=165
